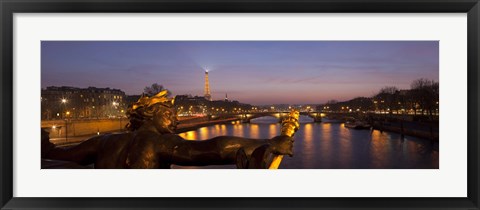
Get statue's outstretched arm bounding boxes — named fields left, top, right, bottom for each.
left=42, top=130, right=102, bottom=166
left=236, top=110, right=300, bottom=169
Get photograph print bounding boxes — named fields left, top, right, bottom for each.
left=40, top=41, right=439, bottom=169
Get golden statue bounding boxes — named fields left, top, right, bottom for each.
left=42, top=91, right=300, bottom=169
left=269, top=110, right=300, bottom=169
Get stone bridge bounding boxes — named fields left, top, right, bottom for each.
left=212, top=112, right=323, bottom=123
left=210, top=111, right=374, bottom=123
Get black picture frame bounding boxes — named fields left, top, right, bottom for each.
left=1, top=0, right=479, bottom=209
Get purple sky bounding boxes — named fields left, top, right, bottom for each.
left=41, top=41, right=438, bottom=105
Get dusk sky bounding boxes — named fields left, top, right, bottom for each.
left=41, top=41, right=438, bottom=105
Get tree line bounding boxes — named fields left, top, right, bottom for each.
left=318, top=78, right=439, bottom=117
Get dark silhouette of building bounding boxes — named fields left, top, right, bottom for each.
left=174, top=94, right=252, bottom=116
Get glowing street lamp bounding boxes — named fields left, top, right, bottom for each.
left=60, top=98, right=68, bottom=142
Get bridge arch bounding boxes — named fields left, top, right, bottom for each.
left=228, top=112, right=323, bottom=123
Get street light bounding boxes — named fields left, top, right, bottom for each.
left=60, top=98, right=67, bottom=117
left=61, top=98, right=68, bottom=142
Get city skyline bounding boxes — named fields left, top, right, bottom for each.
left=41, top=41, right=439, bottom=105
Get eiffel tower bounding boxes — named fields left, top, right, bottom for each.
left=204, top=70, right=212, bottom=101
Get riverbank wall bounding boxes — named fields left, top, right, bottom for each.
left=372, top=121, right=439, bottom=141
left=41, top=118, right=128, bottom=139
left=42, top=116, right=236, bottom=138
left=47, top=117, right=239, bottom=146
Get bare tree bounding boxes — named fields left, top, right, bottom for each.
left=410, top=78, right=438, bottom=117
left=325, top=100, right=339, bottom=112
left=143, top=83, right=171, bottom=97
left=374, top=86, right=399, bottom=115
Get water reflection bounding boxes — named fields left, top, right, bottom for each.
left=233, top=123, right=244, bottom=137
left=302, top=124, right=314, bottom=168
left=199, top=127, right=209, bottom=140
left=250, top=124, right=259, bottom=139
left=268, top=124, right=278, bottom=138
left=178, top=116, right=439, bottom=169
left=338, top=124, right=353, bottom=168
left=319, top=123, right=333, bottom=168
left=370, top=130, right=390, bottom=168
left=179, top=131, right=197, bottom=140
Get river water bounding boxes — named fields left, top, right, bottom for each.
left=178, top=116, right=439, bottom=169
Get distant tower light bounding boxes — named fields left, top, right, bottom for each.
left=204, top=69, right=212, bottom=101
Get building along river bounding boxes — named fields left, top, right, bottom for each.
left=177, top=116, right=439, bottom=169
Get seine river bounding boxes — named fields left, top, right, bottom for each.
left=177, top=116, right=439, bottom=169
